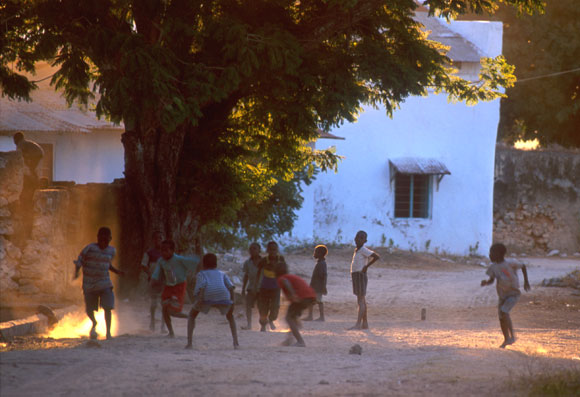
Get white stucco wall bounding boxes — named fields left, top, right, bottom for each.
left=0, top=131, right=124, bottom=183
left=287, top=92, right=500, bottom=256
left=286, top=18, right=503, bottom=256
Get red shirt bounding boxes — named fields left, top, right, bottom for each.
left=277, top=274, right=316, bottom=300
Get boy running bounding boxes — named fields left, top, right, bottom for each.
left=349, top=230, right=379, bottom=330
left=150, top=240, right=200, bottom=338
left=185, top=253, right=239, bottom=349
left=481, top=243, right=530, bottom=348
left=74, top=227, right=124, bottom=340
left=276, top=262, right=316, bottom=347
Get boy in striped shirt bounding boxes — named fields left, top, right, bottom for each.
left=74, top=227, right=124, bottom=340
left=185, top=253, right=239, bottom=349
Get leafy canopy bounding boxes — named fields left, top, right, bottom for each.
left=0, top=0, right=543, bottom=242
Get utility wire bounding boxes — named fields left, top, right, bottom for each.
left=516, top=67, right=580, bottom=83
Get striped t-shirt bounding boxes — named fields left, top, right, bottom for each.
left=194, top=269, right=234, bottom=304
left=75, top=243, right=116, bottom=293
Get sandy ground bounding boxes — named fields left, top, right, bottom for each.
left=1, top=248, right=579, bottom=396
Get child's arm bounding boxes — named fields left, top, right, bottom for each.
left=481, top=276, right=494, bottom=287
left=109, top=263, right=125, bottom=276
left=521, top=265, right=531, bottom=291
left=362, top=252, right=380, bottom=273
left=241, top=273, right=248, bottom=297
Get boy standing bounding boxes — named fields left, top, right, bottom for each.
left=304, top=245, right=328, bottom=322
left=256, top=241, right=286, bottom=332
left=349, top=230, right=379, bottom=330
left=481, top=243, right=530, bottom=348
left=150, top=240, right=200, bottom=338
left=276, top=262, right=317, bottom=347
left=74, top=227, right=124, bottom=340
left=140, top=231, right=165, bottom=332
left=185, top=253, right=239, bottom=349
left=241, top=242, right=262, bottom=330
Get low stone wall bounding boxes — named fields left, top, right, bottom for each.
left=0, top=150, right=124, bottom=309
left=494, top=147, right=580, bottom=254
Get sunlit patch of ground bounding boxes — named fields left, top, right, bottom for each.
left=47, top=309, right=119, bottom=339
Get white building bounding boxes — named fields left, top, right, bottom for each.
left=287, top=12, right=503, bottom=256
left=0, top=63, right=124, bottom=184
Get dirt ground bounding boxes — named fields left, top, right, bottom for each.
left=1, top=248, right=579, bottom=396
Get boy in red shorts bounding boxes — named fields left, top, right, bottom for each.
left=276, top=262, right=316, bottom=347
left=150, top=240, right=200, bottom=337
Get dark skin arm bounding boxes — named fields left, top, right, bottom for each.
left=242, top=274, right=248, bottom=297
left=109, top=264, right=125, bottom=276
left=522, top=265, right=531, bottom=291
left=481, top=275, right=494, bottom=286
left=362, top=253, right=380, bottom=273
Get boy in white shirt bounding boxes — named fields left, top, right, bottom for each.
left=349, top=230, right=379, bottom=330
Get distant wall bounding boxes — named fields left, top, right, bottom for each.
left=494, top=147, right=580, bottom=254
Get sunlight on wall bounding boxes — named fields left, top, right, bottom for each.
left=46, top=310, right=119, bottom=339
left=514, top=138, right=540, bottom=150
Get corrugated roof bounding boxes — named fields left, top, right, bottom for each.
left=317, top=129, right=345, bottom=140
left=0, top=63, right=123, bottom=133
left=390, top=157, right=451, bottom=175
left=414, top=12, right=482, bottom=62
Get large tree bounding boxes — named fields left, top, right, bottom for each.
left=1, top=0, right=541, bottom=260
left=461, top=0, right=580, bottom=148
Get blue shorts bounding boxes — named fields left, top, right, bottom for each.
left=498, top=294, right=519, bottom=314
left=84, top=287, right=115, bottom=312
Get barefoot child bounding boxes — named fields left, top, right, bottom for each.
left=150, top=240, right=200, bottom=337
left=276, top=262, right=316, bottom=347
left=256, top=241, right=286, bottom=332
left=185, top=253, right=239, bottom=349
left=481, top=243, right=530, bottom=348
left=241, top=242, right=262, bottom=330
left=140, top=231, right=165, bottom=332
left=74, top=227, right=124, bottom=340
left=304, top=245, right=328, bottom=322
left=349, top=230, right=379, bottom=330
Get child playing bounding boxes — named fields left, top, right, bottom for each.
left=276, top=262, right=317, bottom=347
left=349, top=230, right=380, bottom=330
left=304, top=244, right=328, bottom=322
left=185, top=253, right=239, bottom=349
left=74, top=227, right=124, bottom=340
left=481, top=243, right=530, bottom=348
left=241, top=242, right=262, bottom=330
left=256, top=241, right=286, bottom=332
left=150, top=240, right=200, bottom=337
left=140, top=230, right=165, bottom=332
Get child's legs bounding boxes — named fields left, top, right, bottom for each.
left=98, top=288, right=115, bottom=336
left=268, top=289, right=280, bottom=322
left=186, top=309, right=200, bottom=346
left=225, top=307, right=239, bottom=347
left=83, top=292, right=99, bottom=327
left=286, top=303, right=304, bottom=344
left=257, top=290, right=271, bottom=325
left=245, top=291, right=256, bottom=326
left=499, top=295, right=519, bottom=340
left=357, top=295, right=367, bottom=325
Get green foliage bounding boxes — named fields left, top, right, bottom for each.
left=0, top=0, right=544, bottom=244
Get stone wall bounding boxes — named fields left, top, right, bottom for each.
left=494, top=146, right=580, bottom=254
left=0, top=150, right=124, bottom=310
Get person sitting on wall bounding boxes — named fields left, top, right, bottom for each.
left=13, top=132, right=44, bottom=236
left=13, top=132, right=44, bottom=179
